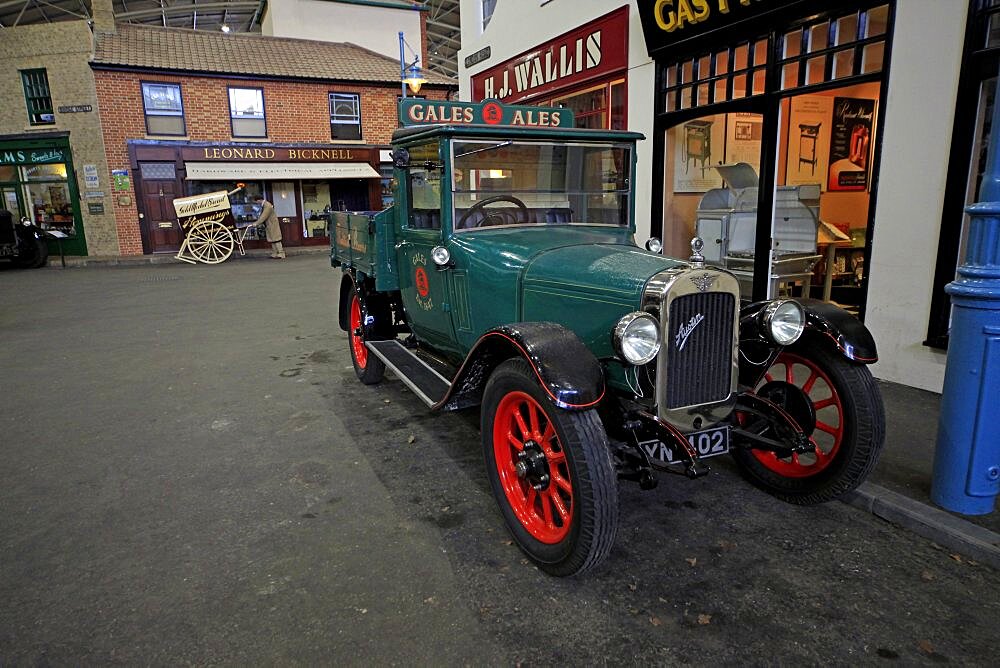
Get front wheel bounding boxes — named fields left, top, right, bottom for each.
left=348, top=288, right=385, bottom=385
left=482, top=359, right=618, bottom=576
left=732, top=342, right=885, bottom=504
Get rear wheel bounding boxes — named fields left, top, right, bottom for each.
left=348, top=289, right=385, bottom=385
left=732, top=342, right=885, bottom=504
left=482, top=359, right=618, bottom=576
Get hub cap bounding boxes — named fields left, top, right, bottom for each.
left=752, top=352, right=844, bottom=477
left=493, top=391, right=573, bottom=544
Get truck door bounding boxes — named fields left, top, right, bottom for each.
left=395, top=143, right=457, bottom=351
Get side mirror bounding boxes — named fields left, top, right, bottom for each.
left=392, top=148, right=410, bottom=169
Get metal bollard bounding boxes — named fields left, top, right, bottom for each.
left=930, top=200, right=1000, bottom=515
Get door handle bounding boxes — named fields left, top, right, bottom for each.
left=395, top=241, right=409, bottom=250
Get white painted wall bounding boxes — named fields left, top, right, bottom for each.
left=457, top=0, right=656, bottom=243
left=262, top=0, right=423, bottom=61
left=864, top=2, right=965, bottom=392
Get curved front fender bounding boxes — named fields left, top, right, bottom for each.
left=435, top=322, right=605, bottom=412
left=738, top=298, right=877, bottom=387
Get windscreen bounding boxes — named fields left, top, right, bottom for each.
left=452, top=141, right=632, bottom=230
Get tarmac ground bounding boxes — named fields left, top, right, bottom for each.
left=1, top=253, right=998, bottom=664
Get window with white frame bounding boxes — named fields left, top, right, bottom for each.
left=329, top=92, right=362, bottom=140
left=482, top=0, right=497, bottom=30
left=229, top=87, right=266, bottom=137
left=141, top=82, right=185, bottom=135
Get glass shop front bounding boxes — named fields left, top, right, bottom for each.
left=0, top=134, right=87, bottom=255
left=638, top=0, right=893, bottom=318
left=129, top=141, right=382, bottom=254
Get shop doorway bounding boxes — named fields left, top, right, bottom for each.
left=139, top=162, right=182, bottom=253
left=654, top=3, right=890, bottom=316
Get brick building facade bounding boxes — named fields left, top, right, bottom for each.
left=92, top=24, right=453, bottom=256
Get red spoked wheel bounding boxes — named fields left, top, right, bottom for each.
left=350, top=295, right=368, bottom=369
left=751, top=351, right=844, bottom=477
left=347, top=287, right=385, bottom=385
left=732, top=341, right=885, bottom=505
left=482, top=359, right=618, bottom=576
left=492, top=391, right=573, bottom=544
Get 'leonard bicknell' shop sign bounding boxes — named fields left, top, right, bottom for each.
left=636, top=0, right=800, bottom=54
left=398, top=98, right=575, bottom=129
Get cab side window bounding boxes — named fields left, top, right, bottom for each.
left=407, top=143, right=442, bottom=230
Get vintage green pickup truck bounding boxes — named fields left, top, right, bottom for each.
left=331, top=99, right=884, bottom=576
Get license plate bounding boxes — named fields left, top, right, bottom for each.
left=639, top=426, right=730, bottom=465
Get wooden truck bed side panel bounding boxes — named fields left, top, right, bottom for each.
left=331, top=209, right=399, bottom=291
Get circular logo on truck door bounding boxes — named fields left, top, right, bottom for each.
left=415, top=266, right=430, bottom=297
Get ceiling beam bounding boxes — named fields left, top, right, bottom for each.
left=115, top=1, right=258, bottom=21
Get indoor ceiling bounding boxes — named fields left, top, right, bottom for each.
left=0, top=0, right=460, bottom=77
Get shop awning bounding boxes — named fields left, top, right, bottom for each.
left=185, top=161, right=380, bottom=181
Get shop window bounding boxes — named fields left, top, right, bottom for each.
left=777, top=5, right=889, bottom=94
left=482, top=0, right=497, bottom=30
left=329, top=93, right=362, bottom=141
left=23, top=163, right=74, bottom=232
left=229, top=87, right=266, bottom=138
left=142, top=82, right=185, bottom=136
left=21, top=69, right=54, bottom=126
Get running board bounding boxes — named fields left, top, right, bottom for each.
left=366, top=340, right=451, bottom=407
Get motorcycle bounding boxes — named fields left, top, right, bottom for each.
left=0, top=209, right=49, bottom=269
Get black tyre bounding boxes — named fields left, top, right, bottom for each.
left=348, top=288, right=385, bottom=385
left=732, top=341, right=885, bottom=504
left=482, top=358, right=618, bottom=576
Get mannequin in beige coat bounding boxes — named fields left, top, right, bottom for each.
left=253, top=194, right=285, bottom=259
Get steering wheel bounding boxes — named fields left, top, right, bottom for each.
left=458, top=194, right=528, bottom=229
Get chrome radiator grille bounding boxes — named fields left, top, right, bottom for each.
left=663, top=292, right=736, bottom=409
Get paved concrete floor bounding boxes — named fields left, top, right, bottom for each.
left=2, top=255, right=998, bottom=665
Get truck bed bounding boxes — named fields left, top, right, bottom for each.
left=330, top=208, right=399, bottom=291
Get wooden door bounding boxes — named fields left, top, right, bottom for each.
left=139, top=162, right=183, bottom=253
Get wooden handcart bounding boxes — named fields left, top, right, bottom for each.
left=172, top=187, right=258, bottom=264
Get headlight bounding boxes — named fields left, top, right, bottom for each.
left=761, top=300, right=805, bottom=346
left=431, top=245, right=451, bottom=266
left=645, top=237, right=663, bottom=254
left=613, top=312, right=661, bottom=365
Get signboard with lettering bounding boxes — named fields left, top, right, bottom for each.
left=470, top=6, right=628, bottom=104
left=636, top=0, right=800, bottom=55
left=464, top=46, right=491, bottom=69
left=83, top=164, right=100, bottom=189
left=57, top=105, right=93, bottom=113
left=0, top=148, right=66, bottom=165
left=178, top=146, right=363, bottom=162
left=398, top=98, right=575, bottom=129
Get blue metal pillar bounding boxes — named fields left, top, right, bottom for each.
left=931, top=97, right=1000, bottom=515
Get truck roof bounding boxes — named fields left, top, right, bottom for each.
left=391, top=123, right=645, bottom=145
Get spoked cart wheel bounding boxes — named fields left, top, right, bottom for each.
left=187, top=221, right=235, bottom=264
left=732, top=342, right=885, bottom=504
left=482, top=358, right=618, bottom=576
